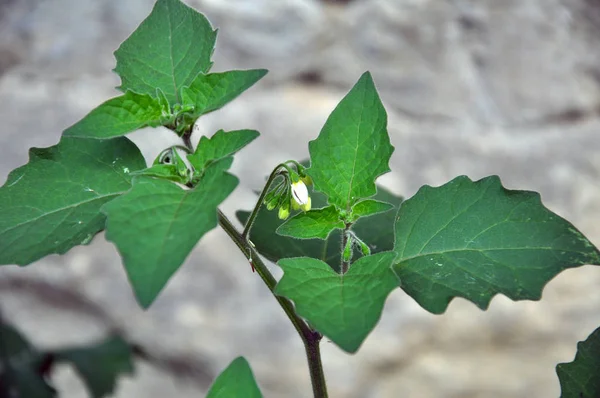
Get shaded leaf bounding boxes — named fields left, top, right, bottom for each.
left=307, top=72, right=394, bottom=210
left=102, top=162, right=238, bottom=307
left=0, top=137, right=146, bottom=266
left=62, top=91, right=167, bottom=139
left=187, top=129, right=259, bottom=174
left=181, top=70, right=268, bottom=117
left=206, top=357, right=262, bottom=398
left=277, top=205, right=344, bottom=239
left=0, top=323, right=56, bottom=398
left=275, top=252, right=398, bottom=353
left=557, top=327, right=600, bottom=398
left=114, top=0, right=217, bottom=103
left=393, top=175, right=600, bottom=314
left=236, top=186, right=402, bottom=272
left=55, top=336, right=134, bottom=398
left=350, top=199, right=393, bottom=222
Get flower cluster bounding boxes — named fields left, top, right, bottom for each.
left=263, top=164, right=312, bottom=220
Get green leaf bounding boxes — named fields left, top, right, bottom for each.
left=275, top=252, right=399, bottom=353
left=236, top=186, right=402, bottom=272
left=130, top=164, right=189, bottom=185
left=114, top=0, right=217, bottom=103
left=307, top=72, right=394, bottom=210
left=557, top=327, right=600, bottom=398
left=276, top=205, right=344, bottom=239
left=62, top=91, right=167, bottom=139
left=101, top=163, right=238, bottom=307
left=187, top=129, right=259, bottom=174
left=181, top=70, right=268, bottom=117
left=0, top=322, right=56, bottom=398
left=392, top=175, right=600, bottom=314
left=55, top=336, right=134, bottom=398
left=0, top=137, right=146, bottom=266
left=206, top=357, right=262, bottom=398
left=350, top=199, right=394, bottom=222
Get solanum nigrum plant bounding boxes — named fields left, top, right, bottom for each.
left=0, top=0, right=599, bottom=397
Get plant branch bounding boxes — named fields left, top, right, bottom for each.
left=241, top=165, right=284, bottom=241
left=217, top=210, right=328, bottom=397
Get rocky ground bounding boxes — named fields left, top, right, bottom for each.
left=1, top=0, right=599, bottom=397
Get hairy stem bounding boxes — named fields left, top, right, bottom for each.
left=218, top=210, right=328, bottom=397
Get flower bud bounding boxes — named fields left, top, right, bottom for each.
left=300, top=196, right=311, bottom=212
left=278, top=204, right=290, bottom=220
left=291, top=180, right=309, bottom=206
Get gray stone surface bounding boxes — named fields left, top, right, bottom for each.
left=0, top=0, right=599, bottom=397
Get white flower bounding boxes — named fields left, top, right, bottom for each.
left=291, top=180, right=309, bottom=206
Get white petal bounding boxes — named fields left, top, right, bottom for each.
left=291, top=180, right=309, bottom=205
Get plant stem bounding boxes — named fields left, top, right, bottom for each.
left=305, top=331, right=328, bottom=398
left=218, top=210, right=329, bottom=397
left=340, top=223, right=352, bottom=274
left=241, top=165, right=284, bottom=241
left=182, top=130, right=193, bottom=152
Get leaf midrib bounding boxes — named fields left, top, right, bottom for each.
left=0, top=193, right=119, bottom=235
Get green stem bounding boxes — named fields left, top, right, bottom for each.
left=218, top=210, right=328, bottom=397
left=241, top=165, right=285, bottom=241
left=340, top=223, right=352, bottom=274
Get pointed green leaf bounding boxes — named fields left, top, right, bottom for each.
left=307, top=72, right=394, bottom=210
left=181, top=69, right=268, bottom=117
left=557, top=327, right=600, bottom=398
left=0, top=323, right=56, bottom=398
left=0, top=137, right=146, bottom=266
left=101, top=164, right=238, bottom=308
left=130, top=164, right=189, bottom=184
left=236, top=186, right=402, bottom=272
left=276, top=205, right=344, bottom=239
left=350, top=199, right=394, bottom=222
left=275, top=252, right=399, bottom=353
left=206, top=357, right=262, bottom=398
left=55, top=336, right=134, bottom=398
left=63, top=91, right=167, bottom=139
left=187, top=129, right=259, bottom=173
left=393, top=175, right=600, bottom=314
left=114, top=0, right=217, bottom=103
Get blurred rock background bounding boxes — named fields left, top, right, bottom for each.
left=1, top=0, right=600, bottom=397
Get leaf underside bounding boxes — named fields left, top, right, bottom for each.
left=393, top=175, right=600, bottom=314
